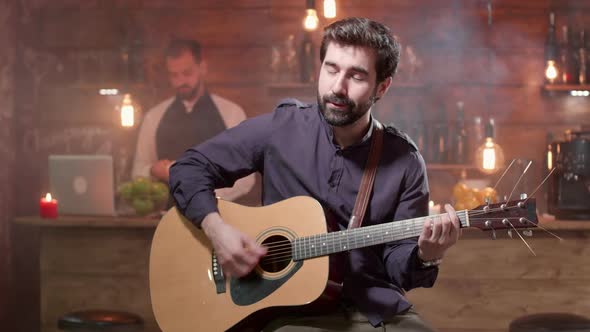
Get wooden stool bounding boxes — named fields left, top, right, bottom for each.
left=509, top=313, right=590, bottom=332
left=58, top=310, right=143, bottom=332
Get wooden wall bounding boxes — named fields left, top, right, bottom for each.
left=0, top=0, right=17, bottom=328
left=5, top=0, right=590, bottom=331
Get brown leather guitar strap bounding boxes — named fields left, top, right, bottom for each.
left=347, top=121, right=384, bottom=229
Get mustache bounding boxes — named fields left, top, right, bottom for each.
left=323, top=94, right=354, bottom=107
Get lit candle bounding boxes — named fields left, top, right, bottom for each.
left=40, top=193, right=58, bottom=219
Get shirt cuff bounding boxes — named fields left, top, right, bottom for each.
left=408, top=245, right=439, bottom=288
left=181, top=191, right=219, bottom=228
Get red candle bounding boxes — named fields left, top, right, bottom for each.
left=40, top=193, right=58, bottom=219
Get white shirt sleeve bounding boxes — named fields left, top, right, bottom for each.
left=131, top=98, right=174, bottom=179
left=211, top=94, right=256, bottom=200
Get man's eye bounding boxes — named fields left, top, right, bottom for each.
left=352, top=75, right=365, bottom=82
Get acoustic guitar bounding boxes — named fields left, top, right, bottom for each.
left=149, top=196, right=538, bottom=331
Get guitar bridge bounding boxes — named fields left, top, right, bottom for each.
left=212, top=251, right=226, bottom=294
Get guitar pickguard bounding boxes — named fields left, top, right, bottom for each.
left=230, top=261, right=303, bottom=306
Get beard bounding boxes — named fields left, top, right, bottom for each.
left=176, top=80, right=201, bottom=101
left=317, top=91, right=377, bottom=127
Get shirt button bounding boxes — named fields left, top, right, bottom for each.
left=335, top=150, right=342, bottom=156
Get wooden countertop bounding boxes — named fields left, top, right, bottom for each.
left=13, top=211, right=590, bottom=231
left=13, top=214, right=160, bottom=228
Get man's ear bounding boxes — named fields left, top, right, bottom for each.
left=199, top=60, right=208, bottom=76
left=376, top=76, right=392, bottom=100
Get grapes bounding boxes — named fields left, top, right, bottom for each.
left=117, top=177, right=169, bottom=216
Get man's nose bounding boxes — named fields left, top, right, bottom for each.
left=331, top=74, right=347, bottom=95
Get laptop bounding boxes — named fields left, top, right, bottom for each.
left=48, top=155, right=116, bottom=216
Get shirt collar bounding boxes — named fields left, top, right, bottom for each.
left=175, top=90, right=209, bottom=114
left=317, top=104, right=377, bottom=150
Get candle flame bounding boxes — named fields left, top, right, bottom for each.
left=429, top=200, right=434, bottom=208
left=45, top=193, right=52, bottom=201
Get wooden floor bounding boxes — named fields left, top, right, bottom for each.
left=407, top=226, right=590, bottom=332
left=16, top=216, right=590, bottom=332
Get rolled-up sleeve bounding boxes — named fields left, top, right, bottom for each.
left=168, top=113, right=273, bottom=227
left=382, top=152, right=438, bottom=291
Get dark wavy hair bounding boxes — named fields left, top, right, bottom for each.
left=165, top=39, right=202, bottom=63
left=320, top=17, right=401, bottom=84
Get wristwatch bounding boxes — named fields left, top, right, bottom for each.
left=417, top=255, right=443, bottom=268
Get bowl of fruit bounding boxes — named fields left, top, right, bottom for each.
left=452, top=182, right=498, bottom=210
left=117, top=177, right=169, bottom=216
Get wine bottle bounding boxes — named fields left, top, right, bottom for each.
left=431, top=105, right=448, bottom=164
left=411, top=103, right=426, bottom=157
left=393, top=102, right=406, bottom=132
left=470, top=116, right=484, bottom=164
left=300, top=32, right=315, bottom=83
left=559, top=25, right=575, bottom=84
left=452, top=101, right=468, bottom=164
left=578, top=29, right=587, bottom=85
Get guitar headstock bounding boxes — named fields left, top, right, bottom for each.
left=467, top=198, right=538, bottom=231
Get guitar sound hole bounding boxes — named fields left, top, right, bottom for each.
left=259, top=235, right=291, bottom=273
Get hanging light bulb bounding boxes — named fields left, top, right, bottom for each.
left=303, top=9, right=319, bottom=31
left=546, top=133, right=554, bottom=171
left=120, top=93, right=135, bottom=127
left=323, top=0, right=336, bottom=19
left=545, top=60, right=558, bottom=83
left=544, top=12, right=559, bottom=84
left=303, top=0, right=319, bottom=31
left=475, top=118, right=505, bottom=174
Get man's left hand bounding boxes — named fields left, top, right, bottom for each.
left=418, top=203, right=462, bottom=262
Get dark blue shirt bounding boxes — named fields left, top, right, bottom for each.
left=169, top=99, right=438, bottom=326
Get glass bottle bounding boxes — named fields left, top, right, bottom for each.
left=452, top=101, right=468, bottom=164
left=559, top=25, right=575, bottom=84
left=431, top=105, right=448, bottom=164
left=299, top=32, right=315, bottom=83
left=578, top=29, right=587, bottom=85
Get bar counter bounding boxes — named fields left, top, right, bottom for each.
left=14, top=214, right=162, bottom=332
left=14, top=214, right=590, bottom=332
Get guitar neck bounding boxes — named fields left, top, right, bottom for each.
left=292, top=211, right=469, bottom=261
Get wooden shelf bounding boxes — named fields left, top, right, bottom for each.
left=267, top=82, right=428, bottom=96
left=426, top=163, right=477, bottom=171
left=542, top=84, right=590, bottom=96
left=267, top=83, right=316, bottom=96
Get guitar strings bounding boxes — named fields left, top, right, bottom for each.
left=262, top=205, right=527, bottom=251
left=257, top=205, right=535, bottom=265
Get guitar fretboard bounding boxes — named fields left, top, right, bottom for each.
left=292, top=211, right=468, bottom=261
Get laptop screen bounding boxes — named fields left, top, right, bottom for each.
left=48, top=155, right=116, bottom=216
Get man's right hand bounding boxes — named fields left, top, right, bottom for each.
left=202, top=212, right=267, bottom=278
left=150, top=159, right=173, bottom=182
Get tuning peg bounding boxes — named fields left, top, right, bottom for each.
left=520, top=193, right=528, bottom=199
left=507, top=229, right=513, bottom=238
left=522, top=229, right=533, bottom=237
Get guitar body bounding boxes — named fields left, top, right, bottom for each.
left=150, top=193, right=539, bottom=331
left=149, top=196, right=332, bottom=332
